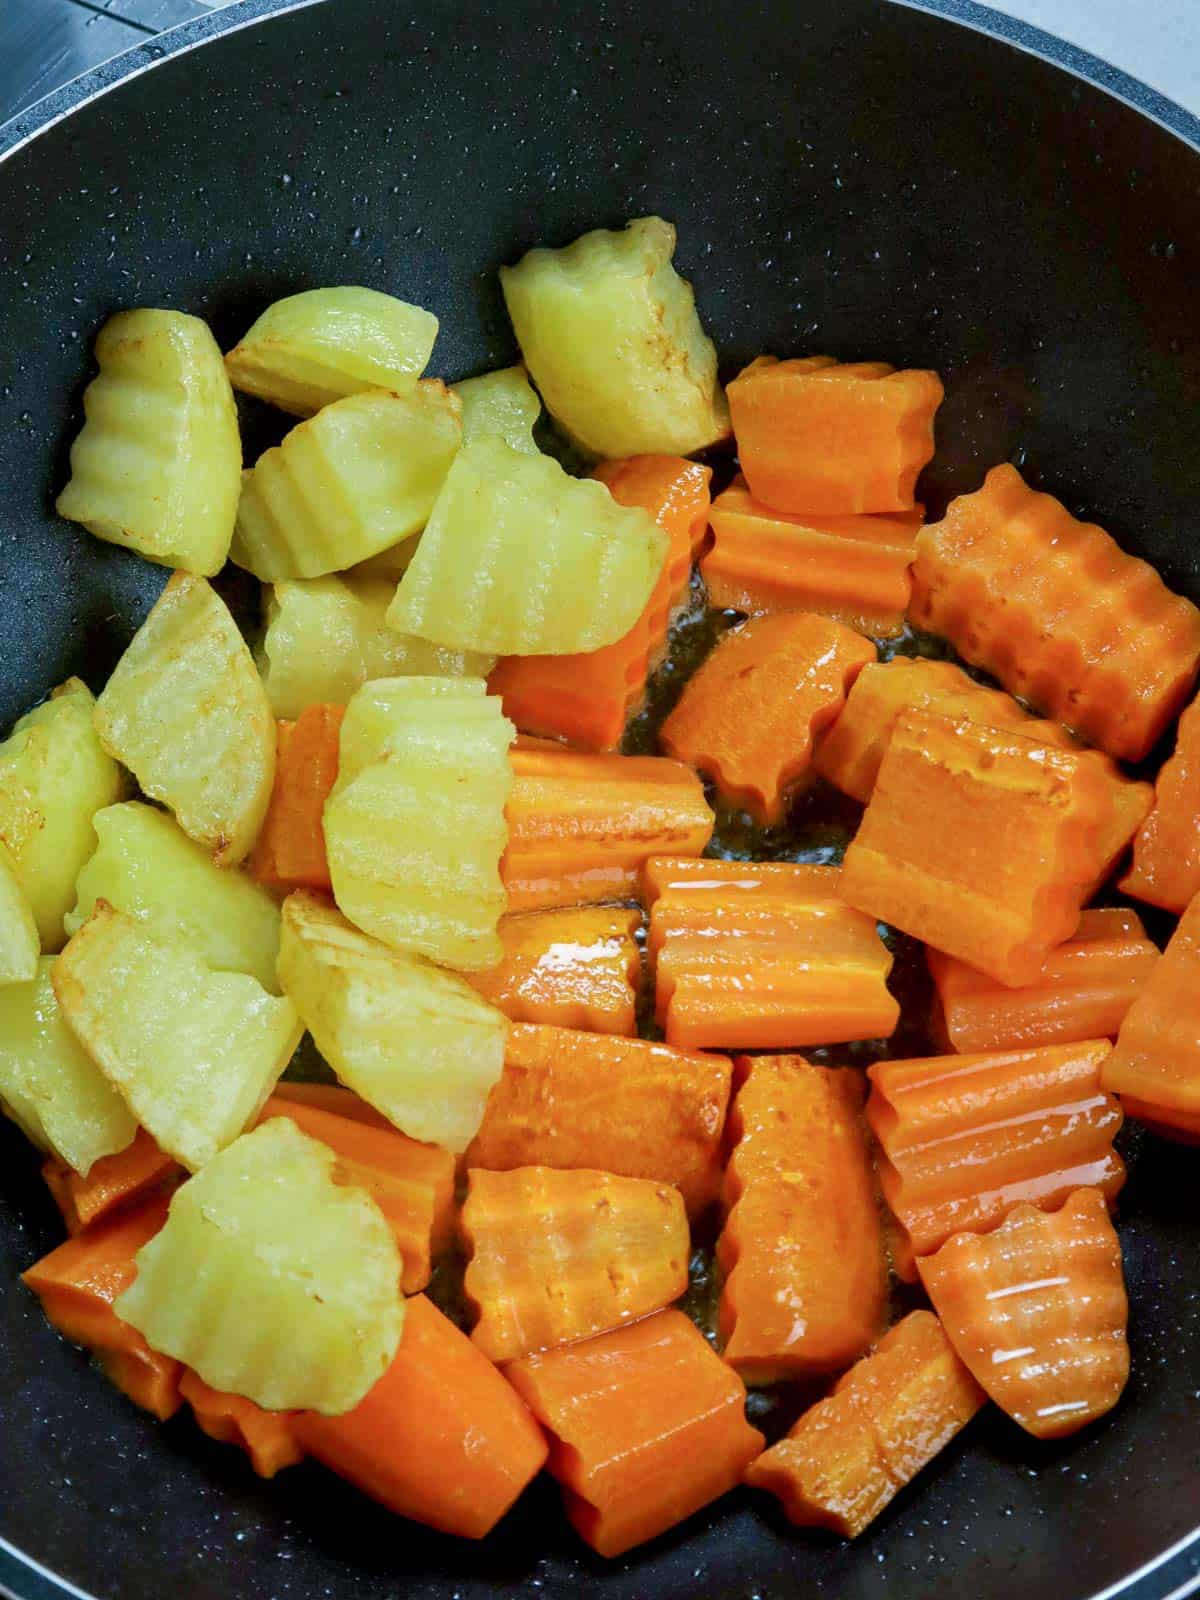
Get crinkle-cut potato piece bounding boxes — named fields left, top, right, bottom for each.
left=114, top=1119, right=403, bottom=1415
left=55, top=309, right=241, bottom=576
left=0, top=847, right=39, bottom=984
left=325, top=677, right=515, bottom=969
left=0, top=958, right=138, bottom=1175
left=231, top=384, right=462, bottom=582
left=94, top=574, right=274, bottom=867
left=0, top=678, right=124, bottom=951
left=258, top=576, right=494, bottom=719
left=53, top=904, right=302, bottom=1172
left=387, top=438, right=668, bottom=656
left=278, top=892, right=508, bottom=1153
left=453, top=365, right=541, bottom=453
left=66, top=802, right=282, bottom=993
left=499, top=216, right=729, bottom=458
left=224, top=286, right=438, bottom=417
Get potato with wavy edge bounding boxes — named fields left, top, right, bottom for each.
left=500, top=216, right=729, bottom=458
left=66, top=803, right=282, bottom=994
left=387, top=438, right=668, bottom=657
left=0, top=847, right=38, bottom=983
left=94, top=574, right=274, bottom=867
left=454, top=365, right=541, bottom=452
left=224, top=286, right=438, bottom=416
left=0, top=678, right=124, bottom=951
left=55, top=309, right=241, bottom=576
left=54, top=904, right=302, bottom=1172
left=115, top=1119, right=404, bottom=1415
left=232, top=385, right=462, bottom=582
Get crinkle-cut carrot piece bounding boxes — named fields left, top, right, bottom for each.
left=908, top=464, right=1200, bottom=762
left=489, top=456, right=711, bottom=751
left=1103, top=892, right=1200, bottom=1119
left=717, top=1056, right=886, bottom=1384
left=928, top=908, right=1159, bottom=1056
left=180, top=1369, right=304, bottom=1478
left=461, top=1166, right=689, bottom=1362
left=466, top=1022, right=732, bottom=1218
left=701, top=478, right=923, bottom=636
left=42, top=1126, right=177, bottom=1237
left=917, top=1188, right=1129, bottom=1440
left=866, top=1040, right=1125, bottom=1279
left=294, top=1293, right=547, bottom=1539
left=1122, top=694, right=1200, bottom=912
left=466, top=907, right=641, bottom=1035
left=502, top=745, right=713, bottom=912
left=743, top=1310, right=984, bottom=1538
left=643, top=858, right=898, bottom=1051
left=506, top=1308, right=764, bottom=1558
left=98, top=1349, right=182, bottom=1422
left=249, top=704, right=344, bottom=892
left=660, top=613, right=876, bottom=825
left=268, top=1079, right=395, bottom=1130
left=840, top=710, right=1113, bottom=988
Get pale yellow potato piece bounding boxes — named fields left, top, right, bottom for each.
left=95, top=574, right=274, bottom=866
left=55, top=309, right=241, bottom=576
left=231, top=384, right=462, bottom=582
left=454, top=364, right=541, bottom=453
left=0, top=846, right=39, bottom=984
left=115, top=1119, right=403, bottom=1414
left=54, top=904, right=301, bottom=1171
left=225, top=286, right=438, bottom=417
left=0, top=678, right=124, bottom=951
left=67, top=802, right=281, bottom=992
left=500, top=216, right=729, bottom=458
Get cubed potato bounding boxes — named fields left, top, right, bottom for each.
left=0, top=847, right=39, bottom=984
left=454, top=364, right=541, bottom=453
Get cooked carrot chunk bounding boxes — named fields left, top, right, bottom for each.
left=267, top=1079, right=395, bottom=1129
left=466, top=906, right=641, bottom=1035
left=507, top=1308, right=764, bottom=1558
left=1122, top=694, right=1200, bottom=912
left=42, top=1126, right=176, bottom=1237
left=249, top=704, right=344, bottom=891
left=1103, top=892, right=1200, bottom=1122
left=180, top=1369, right=304, bottom=1478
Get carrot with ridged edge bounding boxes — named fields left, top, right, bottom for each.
left=660, top=612, right=876, bottom=824
left=466, top=906, right=641, bottom=1035
left=1103, top=892, right=1200, bottom=1125
left=466, top=1022, right=732, bottom=1218
left=917, top=1188, right=1129, bottom=1440
left=294, top=1293, right=548, bottom=1539
left=507, top=1308, right=764, bottom=1558
left=461, top=1166, right=689, bottom=1362
left=908, top=463, right=1200, bottom=762
left=489, top=456, right=711, bottom=750
left=268, top=1079, right=394, bottom=1129
left=1122, top=694, right=1200, bottom=912
left=249, top=704, right=344, bottom=891
left=727, top=355, right=943, bottom=516
left=42, top=1126, right=177, bottom=1237
left=743, top=1310, right=984, bottom=1538
left=866, top=1039, right=1125, bottom=1279
left=717, top=1056, right=886, bottom=1383
left=180, top=1369, right=304, bottom=1478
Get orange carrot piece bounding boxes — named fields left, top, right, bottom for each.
left=928, top=908, right=1159, bottom=1056
left=660, top=612, right=876, bottom=824
left=467, top=1022, right=732, bottom=1217
left=908, top=464, right=1200, bottom=762
left=1103, top=891, right=1200, bottom=1119
left=489, top=456, right=711, bottom=750
left=98, top=1349, right=182, bottom=1422
left=643, top=858, right=898, bottom=1051
left=466, top=906, right=641, bottom=1035
left=701, top=477, right=923, bottom=636
left=294, top=1293, right=548, bottom=1539
left=866, top=1040, right=1125, bottom=1278
left=249, top=704, right=345, bottom=891
left=743, top=1310, right=984, bottom=1538
left=179, top=1368, right=304, bottom=1478
left=461, top=1166, right=689, bottom=1362
left=1122, top=694, right=1200, bottom=912
left=42, top=1126, right=177, bottom=1237
left=503, top=745, right=713, bottom=912
left=268, top=1079, right=395, bottom=1129
left=1117, top=1097, right=1200, bottom=1145
left=507, top=1308, right=764, bottom=1558
left=841, top=709, right=1113, bottom=987
left=917, top=1188, right=1129, bottom=1440
left=717, top=1056, right=887, bottom=1383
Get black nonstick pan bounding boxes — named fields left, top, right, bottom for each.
left=2, top=2, right=1200, bottom=1597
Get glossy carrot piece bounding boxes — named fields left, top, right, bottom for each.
left=1117, top=1097, right=1200, bottom=1145
left=917, top=1188, right=1129, bottom=1439
left=644, top=858, right=898, bottom=1051
left=461, top=1166, right=689, bottom=1362
left=1122, top=694, right=1200, bottom=912
left=268, top=1079, right=395, bottom=1129
left=841, top=709, right=1113, bottom=987
left=717, top=1056, right=887, bottom=1383
left=726, top=355, right=943, bottom=516
left=489, top=456, right=711, bottom=750
left=743, top=1311, right=984, bottom=1538
left=466, top=906, right=641, bottom=1035
left=928, top=908, right=1159, bottom=1055
left=249, top=703, right=344, bottom=891
left=502, top=745, right=714, bottom=912
left=866, top=1040, right=1125, bottom=1278
left=295, top=1293, right=548, bottom=1539
left=42, top=1126, right=177, bottom=1237
left=1102, top=892, right=1200, bottom=1118
left=701, top=477, right=923, bottom=636
left=466, top=1022, right=732, bottom=1217
left=507, top=1308, right=764, bottom=1558
left=909, top=463, right=1200, bottom=762
left=179, top=1369, right=304, bottom=1478
left=98, top=1349, right=182, bottom=1422
left=660, top=612, right=876, bottom=824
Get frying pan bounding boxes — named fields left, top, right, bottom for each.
left=2, top=2, right=1200, bottom=1597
